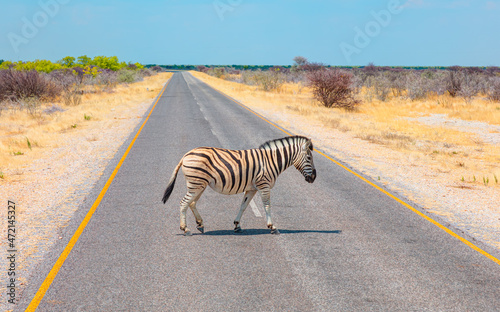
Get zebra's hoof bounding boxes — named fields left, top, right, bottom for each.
left=270, top=228, right=280, bottom=235
left=184, top=230, right=192, bottom=236
left=197, top=225, right=204, bottom=233
left=234, top=226, right=242, bottom=233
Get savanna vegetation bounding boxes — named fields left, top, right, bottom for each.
left=198, top=57, right=500, bottom=109
left=193, top=57, right=500, bottom=187
left=0, top=55, right=160, bottom=110
left=0, top=56, right=170, bottom=179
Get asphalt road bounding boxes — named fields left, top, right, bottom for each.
left=19, top=72, right=500, bottom=311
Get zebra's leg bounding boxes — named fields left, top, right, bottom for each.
left=189, top=189, right=205, bottom=233
left=260, top=189, right=279, bottom=234
left=179, top=188, right=204, bottom=236
left=234, top=190, right=257, bottom=232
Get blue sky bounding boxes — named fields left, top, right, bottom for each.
left=0, top=0, right=499, bottom=66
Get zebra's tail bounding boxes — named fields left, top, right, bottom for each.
left=162, top=159, right=183, bottom=204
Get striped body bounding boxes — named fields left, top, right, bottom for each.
left=162, top=136, right=316, bottom=235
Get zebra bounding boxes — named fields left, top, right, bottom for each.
left=161, top=135, right=316, bottom=235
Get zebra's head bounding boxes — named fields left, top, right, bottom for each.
left=294, top=138, right=316, bottom=183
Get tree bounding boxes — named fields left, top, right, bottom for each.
left=0, top=60, right=13, bottom=70
left=77, top=55, right=92, bottom=66
left=293, top=56, right=308, bottom=66
left=59, top=56, right=76, bottom=67
left=91, top=56, right=127, bottom=71
left=307, top=69, right=359, bottom=109
left=362, top=62, right=378, bottom=76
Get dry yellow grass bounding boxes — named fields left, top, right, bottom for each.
left=190, top=71, right=500, bottom=188
left=0, top=72, right=173, bottom=180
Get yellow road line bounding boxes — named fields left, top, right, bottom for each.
left=26, top=80, right=170, bottom=311
left=211, top=79, right=500, bottom=267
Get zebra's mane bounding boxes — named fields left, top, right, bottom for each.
left=258, top=135, right=309, bottom=150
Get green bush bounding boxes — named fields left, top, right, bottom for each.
left=92, top=56, right=127, bottom=71
left=0, top=56, right=143, bottom=73
left=117, top=69, right=139, bottom=83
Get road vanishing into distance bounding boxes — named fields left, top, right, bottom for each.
left=19, top=72, right=500, bottom=311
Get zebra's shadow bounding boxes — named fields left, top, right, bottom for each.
left=197, top=229, right=342, bottom=236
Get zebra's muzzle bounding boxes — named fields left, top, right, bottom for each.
left=305, top=169, right=316, bottom=183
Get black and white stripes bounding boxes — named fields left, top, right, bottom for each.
left=162, top=136, right=316, bottom=235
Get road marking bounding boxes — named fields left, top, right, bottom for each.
left=202, top=74, right=500, bottom=267
left=250, top=199, right=262, bottom=217
left=26, top=80, right=171, bottom=311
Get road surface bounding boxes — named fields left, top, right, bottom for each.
left=19, top=72, right=500, bottom=311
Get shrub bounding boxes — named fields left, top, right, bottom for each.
left=207, top=67, right=225, bottom=78
left=485, top=66, right=500, bottom=76
left=404, top=71, right=447, bottom=101
left=445, top=69, right=462, bottom=97
left=19, top=96, right=42, bottom=116
left=48, top=68, right=83, bottom=105
left=71, top=67, right=86, bottom=84
left=300, top=62, right=325, bottom=72
left=251, top=70, right=283, bottom=91
left=386, top=69, right=407, bottom=97
left=293, top=56, right=308, bottom=67
left=362, top=62, right=378, bottom=77
left=94, top=69, right=118, bottom=91
left=405, top=73, right=428, bottom=100
left=370, top=74, right=391, bottom=101
left=307, top=69, right=359, bottom=109
left=117, top=69, right=139, bottom=83
left=487, top=77, right=500, bottom=102
left=49, top=68, right=81, bottom=89
left=458, top=70, right=483, bottom=103
left=196, top=65, right=209, bottom=73
left=0, top=69, right=60, bottom=102
left=138, top=68, right=154, bottom=78
left=241, top=70, right=255, bottom=85
left=151, top=65, right=164, bottom=72
left=62, top=87, right=82, bottom=106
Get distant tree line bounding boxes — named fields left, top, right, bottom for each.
left=145, top=63, right=495, bottom=72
